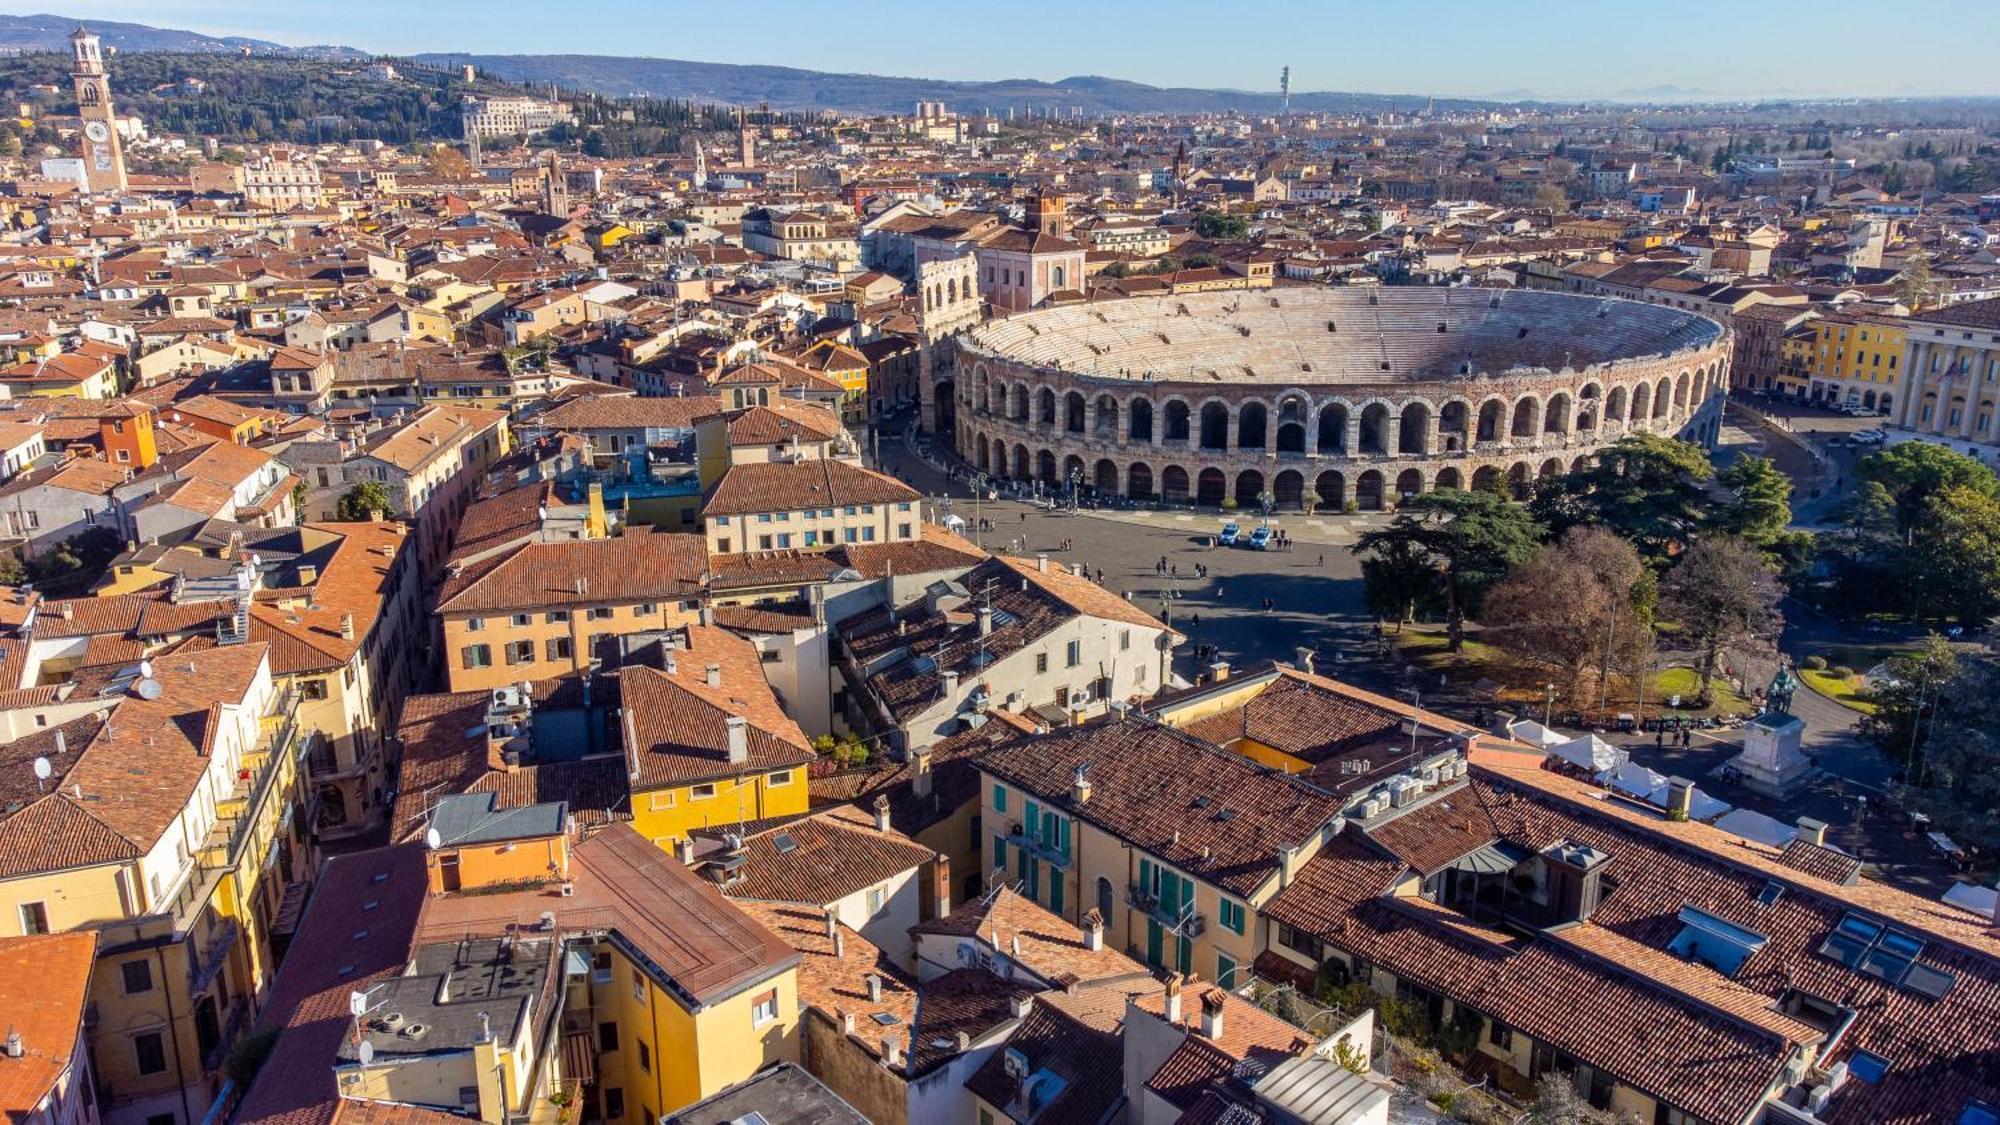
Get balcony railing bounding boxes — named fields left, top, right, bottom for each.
left=1127, top=883, right=1206, bottom=936
left=188, top=918, right=239, bottom=996
left=1004, top=826, right=1072, bottom=869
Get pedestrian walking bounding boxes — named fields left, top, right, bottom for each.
left=1191, top=612, right=1201, bottom=629
left=1317, top=553, right=1325, bottom=567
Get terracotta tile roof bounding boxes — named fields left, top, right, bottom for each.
left=808, top=714, right=1006, bottom=836
left=907, top=967, right=1035, bottom=1074
left=535, top=394, right=714, bottom=431
left=438, top=529, right=705, bottom=614
left=621, top=627, right=813, bottom=792
left=734, top=900, right=917, bottom=1065
left=234, top=844, right=430, bottom=1125
left=0, top=931, right=96, bottom=1118
left=445, top=481, right=553, bottom=566
left=416, top=823, right=799, bottom=1008
left=963, top=989, right=1124, bottom=1123
left=912, top=885, right=1149, bottom=989
left=699, top=457, right=919, bottom=518
left=977, top=718, right=1341, bottom=900
left=1775, top=837, right=1863, bottom=885
left=721, top=806, right=936, bottom=908
left=1264, top=760, right=2000, bottom=1125
left=713, top=402, right=844, bottom=446
left=361, top=405, right=507, bottom=473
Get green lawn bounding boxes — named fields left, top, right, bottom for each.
left=1800, top=667, right=1879, bottom=715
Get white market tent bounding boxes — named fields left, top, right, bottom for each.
left=1942, top=882, right=1997, bottom=921
left=1599, top=761, right=1731, bottom=821
left=1714, top=808, right=1798, bottom=849
left=1506, top=719, right=1568, bottom=749
left=1551, top=733, right=1626, bottom=773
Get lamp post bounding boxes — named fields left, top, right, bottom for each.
left=1544, top=683, right=1557, bottom=728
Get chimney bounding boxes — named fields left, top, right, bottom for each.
left=942, top=671, right=960, bottom=698
left=674, top=837, right=696, bottom=865
left=1665, top=776, right=1695, bottom=819
left=1071, top=763, right=1092, bottom=805
left=297, top=563, right=318, bottom=584
left=1010, top=934, right=1022, bottom=958
left=1, top=1030, right=20, bottom=1059
left=1294, top=646, right=1315, bottom=675
left=930, top=853, right=952, bottom=919
left=1208, top=660, right=1230, bottom=684
left=823, top=906, right=839, bottom=942
left=1071, top=563, right=1084, bottom=578
left=1199, top=990, right=1226, bottom=1040
left=912, top=747, right=935, bottom=799
left=872, top=793, right=892, bottom=833
left=701, top=663, right=721, bottom=688
left=1009, top=994, right=1032, bottom=1020
left=1163, top=974, right=1184, bottom=1023
left=339, top=612, right=355, bottom=641
left=725, top=715, right=748, bottom=764
left=881, top=1037, right=903, bottom=1067
left=954, top=1031, right=972, bottom=1052
left=1081, top=909, right=1104, bottom=951
left=59, top=603, right=72, bottom=621
left=1796, top=816, right=1828, bottom=847
left=698, top=603, right=714, bottom=626
left=1036, top=553, right=1049, bottom=574
left=977, top=606, right=993, bottom=636
left=839, top=1010, right=856, bottom=1035
left=1277, top=844, right=1299, bottom=889
left=865, top=973, right=882, bottom=1002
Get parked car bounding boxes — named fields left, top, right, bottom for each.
left=1839, top=403, right=1874, bottom=417
left=1248, top=525, right=1272, bottom=550
left=1851, top=429, right=1887, bottom=446
left=1218, top=522, right=1242, bottom=546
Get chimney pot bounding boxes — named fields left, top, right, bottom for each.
left=725, top=714, right=748, bottom=763
left=1294, top=646, right=1315, bottom=674
left=674, top=837, right=695, bottom=865
left=872, top=792, right=892, bottom=833
left=1036, top=553, right=1049, bottom=573
left=1666, top=776, right=1695, bottom=817
left=1208, top=660, right=1230, bottom=683
left=1796, top=816, right=1828, bottom=847
left=865, top=973, right=882, bottom=1002
left=1163, top=974, right=1183, bottom=1023
left=704, top=662, right=721, bottom=688
left=1199, top=990, right=1226, bottom=1039
left=881, top=1037, right=902, bottom=1067
left=1009, top=994, right=1032, bottom=1020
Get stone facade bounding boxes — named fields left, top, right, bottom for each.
left=945, top=289, right=1731, bottom=510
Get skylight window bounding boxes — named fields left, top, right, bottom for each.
left=1848, top=1050, right=1890, bottom=1084
left=1958, top=1102, right=1999, bottom=1125
left=1754, top=880, right=1785, bottom=907
left=773, top=832, right=797, bottom=855
left=1667, top=905, right=1767, bottom=977
left=1819, top=912, right=1951, bottom=996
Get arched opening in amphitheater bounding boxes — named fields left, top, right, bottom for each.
left=948, top=288, right=1731, bottom=511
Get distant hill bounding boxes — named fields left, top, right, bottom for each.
left=411, top=53, right=1488, bottom=116
left=0, top=13, right=365, bottom=59
left=0, top=13, right=1495, bottom=116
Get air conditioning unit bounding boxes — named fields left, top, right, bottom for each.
left=1003, top=1047, right=1030, bottom=1079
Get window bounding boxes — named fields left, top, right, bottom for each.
left=631, top=967, right=645, bottom=1002
left=767, top=770, right=793, bottom=787
left=301, top=677, right=329, bottom=701
left=603, top=1090, right=624, bottom=1120
left=758, top=535, right=774, bottom=550
left=635, top=603, right=657, bottom=616
left=1035, top=653, right=1048, bottom=674
left=588, top=607, right=613, bottom=621
left=546, top=637, right=572, bottom=661
left=504, top=640, right=536, bottom=665
left=993, top=835, right=1007, bottom=871
left=592, top=951, right=612, bottom=984
left=1276, top=922, right=1324, bottom=962
left=636, top=1040, right=651, bottom=1074
left=691, top=783, right=717, bottom=800
left=992, top=784, right=1007, bottom=813
left=715, top=515, right=730, bottom=526
left=1219, top=898, right=1246, bottom=935
left=752, top=988, right=780, bottom=1027
left=546, top=610, right=569, bottom=624
left=18, top=902, right=48, bottom=935
left=1066, top=639, right=1081, bottom=668
left=1848, top=1050, right=1890, bottom=1084
left=465, top=617, right=485, bottom=631
left=597, top=1021, right=618, bottom=1052
left=896, top=524, right=912, bottom=538
left=510, top=613, right=532, bottom=627
left=122, top=960, right=153, bottom=994
left=1120, top=629, right=1131, bottom=651
left=717, top=538, right=733, bottom=553
left=867, top=886, right=886, bottom=915
left=1488, top=1019, right=1513, bottom=1049
left=1217, top=952, right=1236, bottom=989
left=134, top=1032, right=167, bottom=1075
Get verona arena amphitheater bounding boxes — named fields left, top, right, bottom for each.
left=944, top=287, right=1732, bottom=511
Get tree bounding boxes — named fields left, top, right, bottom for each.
left=1861, top=634, right=1961, bottom=783
left=1889, top=652, right=2000, bottom=852
left=1353, top=490, right=1542, bottom=651
left=1895, top=247, right=1937, bottom=311
left=1711, top=455, right=1792, bottom=546
left=1531, top=433, right=1713, bottom=565
left=1532, top=182, right=1569, bottom=211
left=337, top=481, right=395, bottom=521
left=1528, top=1073, right=1614, bottom=1125
left=1359, top=536, right=1440, bottom=631
left=1481, top=527, right=1654, bottom=707
left=1661, top=536, right=1782, bottom=699
left=1912, top=485, right=2000, bottom=623
left=1192, top=210, right=1250, bottom=240
left=1856, top=441, right=1998, bottom=540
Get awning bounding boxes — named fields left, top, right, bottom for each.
left=269, top=880, right=310, bottom=937
left=1447, top=840, right=1532, bottom=875
left=562, top=1030, right=595, bottom=1084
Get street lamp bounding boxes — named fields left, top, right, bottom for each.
left=1543, top=683, right=1557, bottom=728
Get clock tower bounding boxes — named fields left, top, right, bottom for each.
left=70, top=26, right=127, bottom=195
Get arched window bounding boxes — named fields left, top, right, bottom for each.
left=1052, top=265, right=1067, bottom=289
left=1096, top=877, right=1114, bottom=919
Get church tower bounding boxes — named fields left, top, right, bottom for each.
left=737, top=106, right=756, bottom=170
left=539, top=153, right=569, bottom=217
left=70, top=25, right=127, bottom=195
left=1026, top=191, right=1069, bottom=238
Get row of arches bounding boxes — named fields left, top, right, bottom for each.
left=967, top=433, right=1595, bottom=510
left=965, top=362, right=1727, bottom=457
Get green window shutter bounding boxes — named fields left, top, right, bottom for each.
left=1017, top=846, right=1029, bottom=884
left=1050, top=870, right=1063, bottom=913
left=1217, top=953, right=1237, bottom=989
left=993, top=784, right=1006, bottom=814
left=1146, top=919, right=1163, bottom=967
left=1059, top=817, right=1071, bottom=860
left=1176, top=933, right=1193, bottom=974
left=1140, top=858, right=1153, bottom=895
left=993, top=836, right=1006, bottom=870
left=1024, top=799, right=1040, bottom=837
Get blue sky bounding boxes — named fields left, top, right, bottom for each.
left=50, top=0, right=2000, bottom=99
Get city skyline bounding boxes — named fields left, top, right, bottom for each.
left=41, top=0, right=2000, bottom=100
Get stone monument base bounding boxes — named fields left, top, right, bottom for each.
left=1727, top=712, right=1813, bottom=800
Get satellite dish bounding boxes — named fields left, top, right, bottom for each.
left=135, top=678, right=163, bottom=701
left=138, top=660, right=153, bottom=678
left=32, top=757, right=51, bottom=781
left=357, top=1040, right=374, bottom=1066
left=424, top=827, right=443, bottom=851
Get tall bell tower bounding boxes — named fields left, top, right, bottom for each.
left=70, top=26, right=127, bottom=195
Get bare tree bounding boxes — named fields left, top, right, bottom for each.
left=1482, top=527, right=1652, bottom=708
left=1662, top=536, right=1783, bottom=700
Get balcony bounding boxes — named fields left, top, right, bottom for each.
left=1127, top=883, right=1205, bottom=935
left=188, top=918, right=239, bottom=995
left=1004, top=825, right=1072, bottom=869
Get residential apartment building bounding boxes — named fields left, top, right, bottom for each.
left=0, top=932, right=101, bottom=1125
left=700, top=459, right=921, bottom=557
